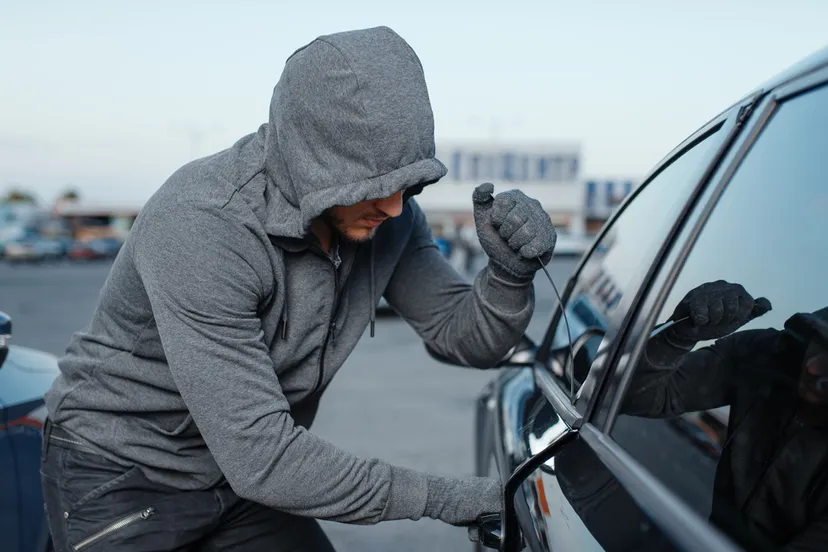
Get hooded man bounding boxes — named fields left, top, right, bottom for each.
left=40, top=26, right=557, bottom=551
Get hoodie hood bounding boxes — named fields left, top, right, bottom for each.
left=262, top=26, right=447, bottom=238
left=785, top=306, right=828, bottom=351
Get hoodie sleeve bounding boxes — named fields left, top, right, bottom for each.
left=133, top=201, right=429, bottom=524
left=384, top=201, right=534, bottom=368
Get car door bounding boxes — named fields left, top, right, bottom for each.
left=505, top=92, right=767, bottom=551
left=506, top=59, right=828, bottom=552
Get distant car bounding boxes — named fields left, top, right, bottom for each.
left=428, top=46, right=828, bottom=551
left=90, top=237, right=124, bottom=258
left=68, top=240, right=98, bottom=261
left=0, top=311, right=60, bottom=552
left=4, top=236, right=70, bottom=263
left=68, top=237, right=122, bottom=261
left=32, top=238, right=66, bottom=261
left=2, top=240, right=41, bottom=262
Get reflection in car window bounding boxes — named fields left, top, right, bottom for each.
left=612, top=84, right=828, bottom=552
left=544, top=127, right=724, bottom=397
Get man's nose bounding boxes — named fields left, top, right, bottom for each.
left=375, top=190, right=404, bottom=218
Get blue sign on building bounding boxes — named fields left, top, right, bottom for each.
left=585, top=179, right=635, bottom=212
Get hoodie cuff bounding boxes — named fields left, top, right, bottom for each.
left=383, top=466, right=430, bottom=521
left=480, top=264, right=534, bottom=315
left=487, top=261, right=535, bottom=285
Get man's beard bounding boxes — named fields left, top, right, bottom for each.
left=321, top=210, right=376, bottom=243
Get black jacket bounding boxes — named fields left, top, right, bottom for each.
left=624, top=325, right=828, bottom=552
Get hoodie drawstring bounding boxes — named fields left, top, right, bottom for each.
left=280, top=292, right=289, bottom=340
left=370, top=240, right=376, bottom=338
left=280, top=260, right=289, bottom=339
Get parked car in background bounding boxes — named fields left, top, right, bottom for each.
left=67, top=237, right=123, bottom=261
left=430, top=46, right=828, bottom=551
left=32, top=238, right=66, bottom=262
left=0, top=311, right=59, bottom=552
left=2, top=240, right=41, bottom=263
left=3, top=237, right=68, bottom=264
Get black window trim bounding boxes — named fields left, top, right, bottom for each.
left=534, top=94, right=763, bottom=422
left=602, top=97, right=776, bottom=430
left=579, top=91, right=769, bottom=432
left=537, top=112, right=731, bottom=363
left=581, top=98, right=760, bottom=423
left=603, top=65, right=828, bottom=433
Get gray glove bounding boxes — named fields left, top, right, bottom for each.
left=473, top=183, right=557, bottom=282
left=666, top=280, right=772, bottom=347
left=424, top=475, right=502, bottom=526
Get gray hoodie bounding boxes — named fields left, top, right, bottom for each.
left=44, top=26, right=534, bottom=524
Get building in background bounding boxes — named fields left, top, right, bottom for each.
left=417, top=142, right=587, bottom=253
left=416, top=142, right=638, bottom=256
left=583, top=178, right=637, bottom=235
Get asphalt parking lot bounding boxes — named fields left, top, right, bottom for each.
left=0, top=255, right=577, bottom=552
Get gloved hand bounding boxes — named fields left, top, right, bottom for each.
left=666, top=280, right=772, bottom=346
left=424, top=475, right=502, bottom=526
left=473, top=183, right=557, bottom=282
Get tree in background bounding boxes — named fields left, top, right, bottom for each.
left=1, top=188, right=38, bottom=205
left=58, top=188, right=80, bottom=202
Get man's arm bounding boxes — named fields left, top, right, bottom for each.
left=134, top=200, right=499, bottom=525
left=621, top=332, right=737, bottom=417
left=383, top=200, right=535, bottom=368
left=622, top=280, right=774, bottom=418
left=624, top=327, right=787, bottom=419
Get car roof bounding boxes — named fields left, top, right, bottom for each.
left=721, top=45, right=828, bottom=113
left=758, top=45, right=828, bottom=92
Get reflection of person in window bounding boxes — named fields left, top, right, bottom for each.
left=623, top=280, right=828, bottom=552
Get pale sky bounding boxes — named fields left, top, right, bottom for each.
left=2, top=0, right=827, bottom=204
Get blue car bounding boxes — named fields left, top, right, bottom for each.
left=0, top=312, right=60, bottom=552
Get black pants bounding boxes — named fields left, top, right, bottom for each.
left=40, top=422, right=336, bottom=551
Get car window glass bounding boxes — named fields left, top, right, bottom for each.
left=611, top=84, right=828, bottom=552
left=543, top=127, right=725, bottom=398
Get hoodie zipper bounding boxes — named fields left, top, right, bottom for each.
left=312, top=251, right=341, bottom=395
left=71, top=507, right=156, bottom=551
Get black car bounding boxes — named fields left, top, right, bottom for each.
left=431, top=46, right=828, bottom=551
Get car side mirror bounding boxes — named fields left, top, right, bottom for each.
left=424, top=334, right=537, bottom=368
left=0, top=311, right=11, bottom=368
